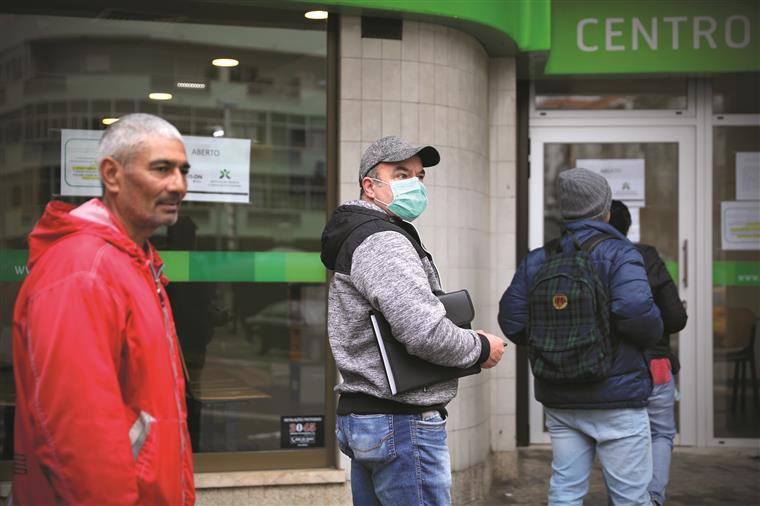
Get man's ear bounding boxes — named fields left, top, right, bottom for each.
left=100, top=157, right=122, bottom=194
left=361, top=177, right=375, bottom=199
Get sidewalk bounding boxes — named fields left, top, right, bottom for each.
left=486, top=446, right=760, bottom=505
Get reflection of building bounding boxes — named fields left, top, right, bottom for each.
left=0, top=16, right=327, bottom=251
left=0, top=1, right=758, bottom=504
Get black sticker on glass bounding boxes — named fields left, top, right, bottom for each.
left=280, top=415, right=324, bottom=449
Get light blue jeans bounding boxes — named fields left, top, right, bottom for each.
left=647, top=377, right=676, bottom=505
left=336, top=412, right=451, bottom=505
left=545, top=407, right=652, bottom=506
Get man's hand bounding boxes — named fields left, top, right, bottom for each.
left=478, top=330, right=506, bottom=369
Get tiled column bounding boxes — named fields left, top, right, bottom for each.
left=488, top=57, right=518, bottom=475
left=338, top=16, right=518, bottom=503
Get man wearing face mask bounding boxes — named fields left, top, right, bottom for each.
left=320, top=136, right=505, bottom=505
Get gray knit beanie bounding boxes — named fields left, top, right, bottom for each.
left=558, top=168, right=612, bottom=221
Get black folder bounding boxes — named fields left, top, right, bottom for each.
left=370, top=289, right=481, bottom=395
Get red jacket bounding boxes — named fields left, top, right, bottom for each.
left=12, top=199, right=195, bottom=505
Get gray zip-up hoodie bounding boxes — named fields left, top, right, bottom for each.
left=320, top=200, right=484, bottom=408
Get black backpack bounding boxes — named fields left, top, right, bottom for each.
left=527, top=232, right=617, bottom=383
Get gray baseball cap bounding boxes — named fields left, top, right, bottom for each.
left=359, top=136, right=440, bottom=182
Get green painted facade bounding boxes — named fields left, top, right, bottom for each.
left=300, top=0, right=551, bottom=51
left=294, top=0, right=759, bottom=74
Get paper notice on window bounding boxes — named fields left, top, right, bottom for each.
left=736, top=152, right=760, bottom=201
left=576, top=159, right=646, bottom=205
left=60, top=129, right=251, bottom=203
left=183, top=136, right=251, bottom=203
left=721, top=201, right=760, bottom=251
left=61, top=129, right=103, bottom=196
left=627, top=206, right=640, bottom=243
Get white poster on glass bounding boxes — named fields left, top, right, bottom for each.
left=721, top=201, right=760, bottom=251
left=183, top=135, right=251, bottom=203
left=627, top=206, right=640, bottom=243
left=576, top=158, right=646, bottom=205
left=61, top=129, right=102, bottom=197
left=736, top=152, right=760, bottom=201
left=60, top=129, right=251, bottom=203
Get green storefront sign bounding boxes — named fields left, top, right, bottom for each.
left=301, top=0, right=759, bottom=74
left=546, top=0, right=760, bottom=74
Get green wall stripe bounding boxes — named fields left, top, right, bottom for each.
left=2, top=250, right=756, bottom=285
left=252, top=252, right=286, bottom=282
left=161, top=251, right=190, bottom=282
left=286, top=252, right=327, bottom=283
left=0, top=250, right=326, bottom=283
left=713, top=261, right=760, bottom=287
left=665, top=261, right=678, bottom=284
left=0, top=250, right=29, bottom=281
left=664, top=260, right=760, bottom=287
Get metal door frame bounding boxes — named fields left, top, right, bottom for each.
left=527, top=125, right=698, bottom=446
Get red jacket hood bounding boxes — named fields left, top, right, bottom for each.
left=28, top=199, right=165, bottom=278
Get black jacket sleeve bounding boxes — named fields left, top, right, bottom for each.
left=641, top=245, right=688, bottom=335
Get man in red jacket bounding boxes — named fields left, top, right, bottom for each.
left=12, top=113, right=195, bottom=505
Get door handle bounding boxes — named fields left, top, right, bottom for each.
left=682, top=239, right=688, bottom=289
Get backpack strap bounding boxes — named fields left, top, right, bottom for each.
left=545, top=231, right=617, bottom=255
left=545, top=229, right=583, bottom=254
left=580, top=233, right=618, bottom=254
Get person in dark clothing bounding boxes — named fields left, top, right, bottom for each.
left=499, top=169, right=663, bottom=506
left=609, top=200, right=688, bottom=506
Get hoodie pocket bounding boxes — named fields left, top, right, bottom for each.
left=129, top=410, right=155, bottom=459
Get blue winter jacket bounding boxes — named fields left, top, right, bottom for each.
left=498, top=220, right=663, bottom=409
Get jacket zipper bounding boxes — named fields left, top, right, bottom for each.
left=149, top=259, right=187, bottom=505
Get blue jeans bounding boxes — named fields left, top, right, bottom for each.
left=647, top=377, right=676, bottom=505
left=336, top=412, right=451, bottom=505
left=545, top=407, right=652, bottom=506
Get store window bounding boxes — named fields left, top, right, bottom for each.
left=712, top=73, right=760, bottom=115
left=534, top=78, right=688, bottom=111
left=0, top=6, right=332, bottom=473
left=712, top=125, right=760, bottom=439
left=711, top=72, right=760, bottom=440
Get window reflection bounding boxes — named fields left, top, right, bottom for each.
left=543, top=143, right=679, bottom=262
left=535, top=78, right=688, bottom=111
left=0, top=13, right=327, bottom=456
left=712, top=126, right=760, bottom=439
left=712, top=74, right=760, bottom=115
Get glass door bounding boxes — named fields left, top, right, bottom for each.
left=528, top=126, right=697, bottom=445
left=710, top=124, right=760, bottom=443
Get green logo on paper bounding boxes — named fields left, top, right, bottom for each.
left=219, top=169, right=231, bottom=179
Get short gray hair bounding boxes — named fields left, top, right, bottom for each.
left=97, top=113, right=183, bottom=167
